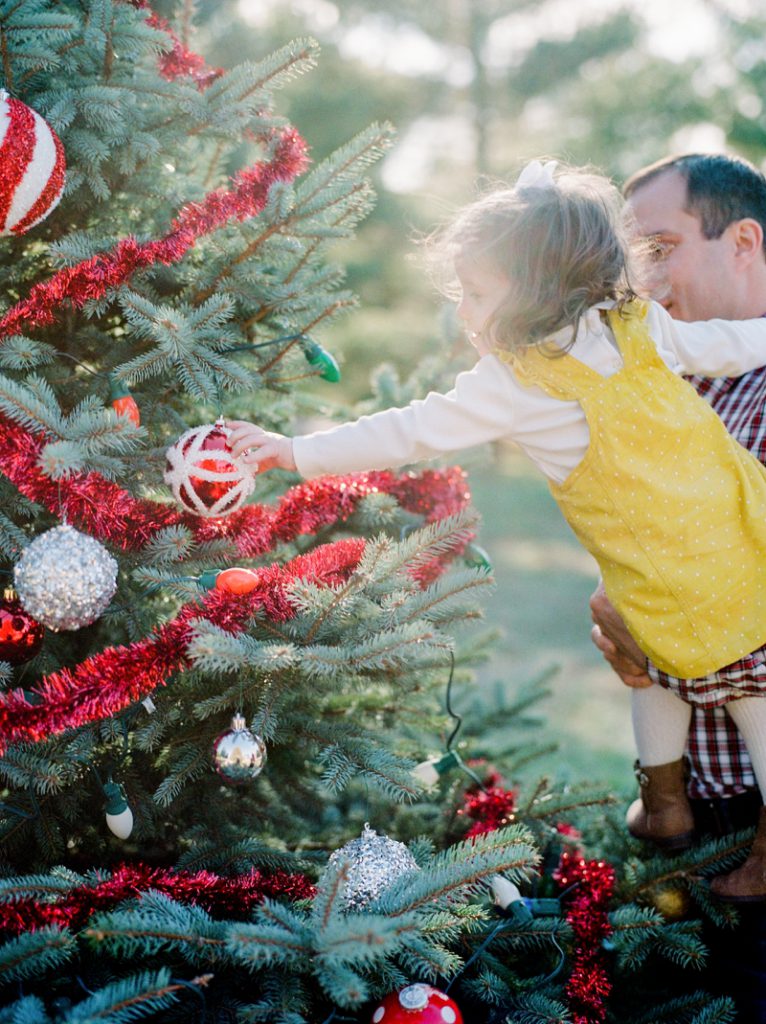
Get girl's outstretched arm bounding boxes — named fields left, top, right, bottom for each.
left=226, top=420, right=296, bottom=473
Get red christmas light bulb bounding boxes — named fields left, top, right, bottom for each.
left=215, top=567, right=260, bottom=594
left=108, top=375, right=140, bottom=427
left=370, top=984, right=462, bottom=1024
left=111, top=393, right=140, bottom=426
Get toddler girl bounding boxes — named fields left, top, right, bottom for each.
left=228, top=159, right=766, bottom=901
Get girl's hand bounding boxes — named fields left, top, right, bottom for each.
left=225, top=420, right=297, bottom=473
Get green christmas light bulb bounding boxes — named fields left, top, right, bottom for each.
left=300, top=337, right=341, bottom=382
left=463, top=541, right=492, bottom=572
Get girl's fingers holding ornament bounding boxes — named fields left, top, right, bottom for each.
left=226, top=426, right=267, bottom=458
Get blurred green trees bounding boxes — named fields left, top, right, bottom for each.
left=190, top=0, right=766, bottom=401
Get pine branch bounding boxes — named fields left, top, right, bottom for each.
left=63, top=968, right=210, bottom=1024
left=85, top=892, right=227, bottom=964
left=376, top=825, right=540, bottom=915
left=0, top=993, right=51, bottom=1024
left=0, top=926, right=76, bottom=983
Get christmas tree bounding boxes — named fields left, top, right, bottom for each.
left=0, top=3, right=754, bottom=1023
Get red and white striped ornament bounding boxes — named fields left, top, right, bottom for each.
left=0, top=91, right=66, bottom=237
left=164, top=419, right=256, bottom=519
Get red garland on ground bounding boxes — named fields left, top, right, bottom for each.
left=553, top=850, right=615, bottom=1024
left=0, top=538, right=364, bottom=753
left=0, top=126, right=308, bottom=340
left=0, top=862, right=315, bottom=937
left=0, top=411, right=470, bottom=555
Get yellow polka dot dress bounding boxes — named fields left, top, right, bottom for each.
left=498, top=300, right=766, bottom=680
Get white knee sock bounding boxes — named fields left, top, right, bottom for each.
left=725, top=698, right=766, bottom=803
left=631, top=684, right=692, bottom=766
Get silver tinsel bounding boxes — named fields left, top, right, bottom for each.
left=322, top=823, right=420, bottom=911
left=213, top=713, right=267, bottom=783
left=14, top=525, right=118, bottom=631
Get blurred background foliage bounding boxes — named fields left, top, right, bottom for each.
left=179, top=0, right=766, bottom=788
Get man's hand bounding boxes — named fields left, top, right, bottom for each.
left=225, top=420, right=297, bottom=474
left=589, top=581, right=652, bottom=688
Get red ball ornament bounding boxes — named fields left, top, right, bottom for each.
left=0, top=91, right=66, bottom=236
left=370, top=984, right=462, bottom=1024
left=0, top=589, right=44, bottom=665
left=164, top=420, right=255, bottom=518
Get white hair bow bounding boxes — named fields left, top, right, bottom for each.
left=515, top=159, right=557, bottom=190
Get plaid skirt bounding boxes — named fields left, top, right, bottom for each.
left=648, top=640, right=766, bottom=708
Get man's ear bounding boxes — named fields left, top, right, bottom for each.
left=732, top=217, right=765, bottom=267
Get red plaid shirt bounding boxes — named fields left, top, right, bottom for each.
left=683, top=368, right=766, bottom=799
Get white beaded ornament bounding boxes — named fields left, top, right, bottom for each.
left=0, top=91, right=66, bottom=237
left=321, top=823, right=420, bottom=911
left=14, top=524, right=118, bottom=631
left=163, top=420, right=255, bottom=519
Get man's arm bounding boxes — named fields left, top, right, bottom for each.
left=589, top=581, right=653, bottom=688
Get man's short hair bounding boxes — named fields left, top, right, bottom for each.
left=624, top=153, right=766, bottom=253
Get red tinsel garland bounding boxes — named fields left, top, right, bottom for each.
left=458, top=781, right=518, bottom=838
left=0, top=861, right=315, bottom=938
left=0, top=126, right=308, bottom=340
left=0, top=538, right=366, bottom=752
left=0, top=0, right=303, bottom=339
left=554, top=850, right=615, bottom=1024
left=131, top=0, right=224, bottom=88
left=0, top=412, right=469, bottom=555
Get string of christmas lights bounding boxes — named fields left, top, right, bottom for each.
left=0, top=861, right=315, bottom=937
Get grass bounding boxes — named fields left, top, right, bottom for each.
left=463, top=446, right=635, bottom=796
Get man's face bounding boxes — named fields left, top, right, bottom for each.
left=627, top=169, right=740, bottom=322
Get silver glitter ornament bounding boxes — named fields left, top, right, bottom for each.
left=213, top=713, right=267, bottom=783
left=14, top=525, right=118, bottom=631
left=322, top=823, right=420, bottom=911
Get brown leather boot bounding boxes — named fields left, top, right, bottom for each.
left=625, top=759, right=695, bottom=851
left=710, top=805, right=766, bottom=902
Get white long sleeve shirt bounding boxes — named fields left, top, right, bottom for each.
left=292, top=301, right=766, bottom=485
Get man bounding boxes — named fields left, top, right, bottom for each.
left=590, top=152, right=766, bottom=836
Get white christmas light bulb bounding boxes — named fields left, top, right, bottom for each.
left=413, top=750, right=461, bottom=788
left=490, top=874, right=522, bottom=910
left=413, top=759, right=440, bottom=787
left=490, top=875, right=534, bottom=924
left=103, top=780, right=133, bottom=840
left=106, top=805, right=134, bottom=840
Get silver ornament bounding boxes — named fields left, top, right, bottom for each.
left=322, top=823, right=420, bottom=910
left=14, top=525, right=118, bottom=631
left=213, top=713, right=267, bottom=783
left=399, top=984, right=431, bottom=1010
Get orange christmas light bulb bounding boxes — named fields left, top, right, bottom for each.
left=215, top=567, right=259, bottom=594
left=108, top=375, right=140, bottom=427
